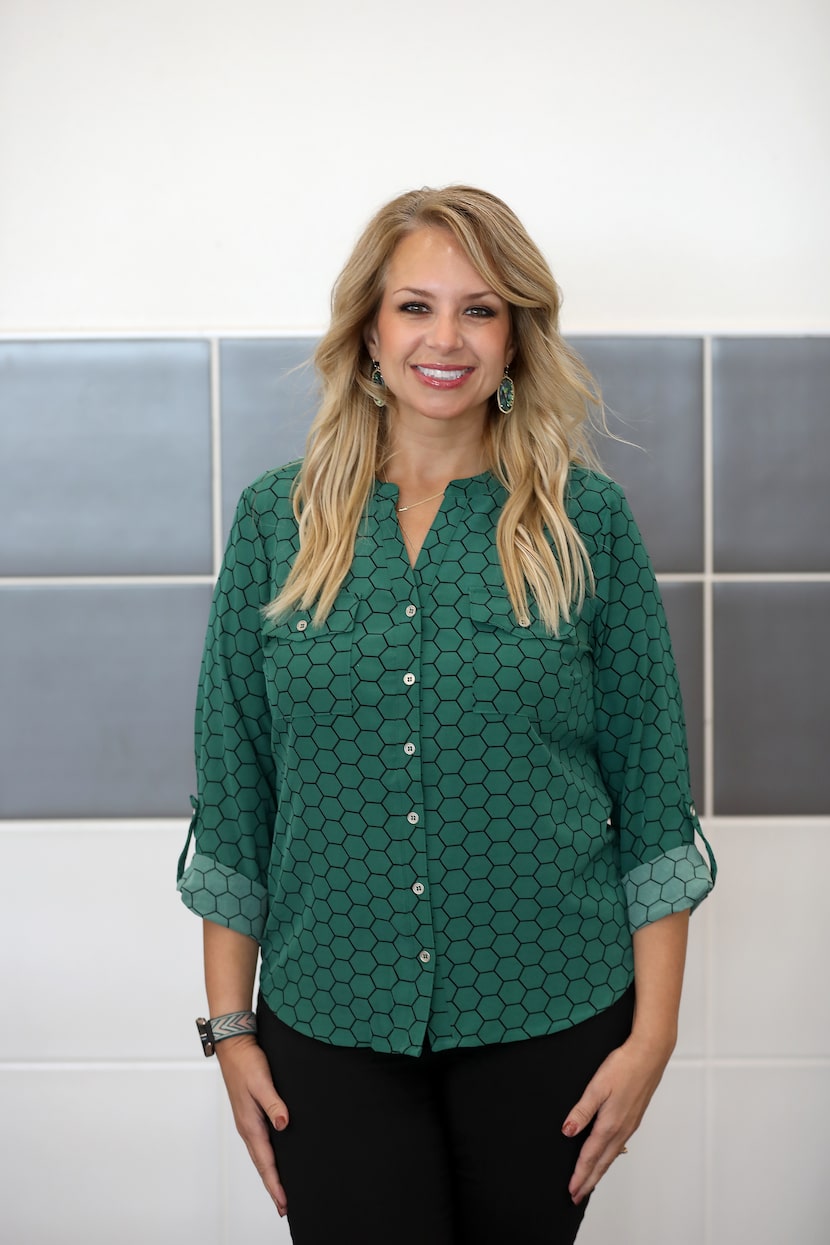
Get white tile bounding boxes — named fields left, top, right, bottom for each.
left=0, top=824, right=207, bottom=1060
left=578, top=1065, right=706, bottom=1245
left=710, top=1065, right=830, bottom=1245
left=1, top=1066, right=222, bottom=1245
left=675, top=896, right=708, bottom=1058
left=709, top=819, right=830, bottom=1057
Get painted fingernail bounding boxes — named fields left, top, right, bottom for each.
left=562, top=1122, right=577, bottom=1137
left=274, top=1116, right=287, bottom=1132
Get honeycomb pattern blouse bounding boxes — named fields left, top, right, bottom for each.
left=178, top=461, right=715, bottom=1057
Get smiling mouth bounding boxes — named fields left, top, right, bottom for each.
left=414, top=365, right=473, bottom=382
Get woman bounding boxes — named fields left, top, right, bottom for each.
left=177, top=185, right=715, bottom=1244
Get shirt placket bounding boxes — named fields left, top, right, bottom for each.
left=371, top=498, right=436, bottom=1049
left=390, top=597, right=435, bottom=988
left=371, top=480, right=500, bottom=1052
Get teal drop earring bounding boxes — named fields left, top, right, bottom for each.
left=371, top=360, right=386, bottom=408
left=497, top=365, right=515, bottom=414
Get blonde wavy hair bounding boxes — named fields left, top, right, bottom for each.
left=265, top=185, right=604, bottom=633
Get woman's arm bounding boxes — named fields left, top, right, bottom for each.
left=561, top=907, right=690, bottom=1205
left=203, top=920, right=290, bottom=1216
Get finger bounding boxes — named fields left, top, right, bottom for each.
left=241, top=1115, right=289, bottom=1216
left=561, top=1084, right=602, bottom=1138
left=256, top=1085, right=290, bottom=1132
left=568, top=1129, right=628, bottom=1204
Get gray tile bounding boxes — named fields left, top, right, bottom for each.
left=713, top=584, right=830, bottom=814
left=712, top=338, right=830, bottom=572
left=220, top=339, right=318, bottom=537
left=570, top=337, right=704, bottom=572
left=0, top=584, right=213, bottom=818
left=659, top=581, right=705, bottom=809
left=0, top=340, right=212, bottom=575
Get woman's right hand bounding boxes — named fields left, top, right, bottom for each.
left=215, top=1034, right=290, bottom=1216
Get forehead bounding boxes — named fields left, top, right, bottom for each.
left=383, top=226, right=491, bottom=290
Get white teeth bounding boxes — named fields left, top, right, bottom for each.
left=417, top=367, right=468, bottom=380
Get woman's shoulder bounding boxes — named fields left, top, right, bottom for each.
left=566, top=463, right=627, bottom=518
left=221, top=462, right=303, bottom=550
left=238, top=459, right=303, bottom=514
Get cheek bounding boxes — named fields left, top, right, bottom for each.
left=373, top=312, right=401, bottom=358
left=487, top=328, right=513, bottom=366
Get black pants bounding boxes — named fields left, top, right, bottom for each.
left=258, top=987, right=635, bottom=1245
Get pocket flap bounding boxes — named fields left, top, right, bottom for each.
left=262, top=592, right=359, bottom=642
left=468, top=587, right=584, bottom=647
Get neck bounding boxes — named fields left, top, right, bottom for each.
left=383, top=420, right=488, bottom=490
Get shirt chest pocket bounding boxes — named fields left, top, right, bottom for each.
left=467, top=589, right=592, bottom=729
left=261, top=593, right=359, bottom=720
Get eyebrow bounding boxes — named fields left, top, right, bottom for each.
left=391, top=286, right=500, bottom=300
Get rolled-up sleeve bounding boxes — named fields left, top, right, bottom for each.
left=591, top=480, right=715, bottom=932
left=177, top=489, right=276, bottom=942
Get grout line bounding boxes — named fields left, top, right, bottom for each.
left=677, top=1056, right=830, bottom=1069
left=704, top=1059, right=714, bottom=1245
left=663, top=572, right=830, bottom=583
left=0, top=328, right=328, bottom=341
left=710, top=572, right=829, bottom=582
left=3, top=1053, right=828, bottom=1072
left=698, top=813, right=830, bottom=828
left=2, top=570, right=827, bottom=589
left=2, top=329, right=827, bottom=341
left=703, top=898, right=716, bottom=1245
left=0, top=819, right=189, bottom=832
left=0, top=1060, right=214, bottom=1072
left=2, top=814, right=827, bottom=833
left=702, top=336, right=715, bottom=821
left=210, top=338, right=223, bottom=580
left=218, top=1073, right=231, bottom=1243
left=0, top=575, right=215, bottom=587
left=1, top=811, right=826, bottom=831
left=702, top=336, right=715, bottom=1245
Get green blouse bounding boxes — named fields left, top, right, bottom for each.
left=178, top=462, right=715, bottom=1056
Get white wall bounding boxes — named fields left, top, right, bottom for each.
left=1, top=0, right=828, bottom=334
left=2, top=3, right=829, bottom=1244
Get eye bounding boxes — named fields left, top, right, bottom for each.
left=399, top=301, right=429, bottom=314
left=465, top=305, right=497, bottom=318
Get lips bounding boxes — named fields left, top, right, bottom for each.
left=413, top=365, right=474, bottom=388
left=416, top=366, right=470, bottom=379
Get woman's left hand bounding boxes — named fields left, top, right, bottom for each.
left=561, top=1035, right=672, bottom=1205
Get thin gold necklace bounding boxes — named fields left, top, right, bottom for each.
left=397, top=516, right=418, bottom=557
left=381, top=469, right=446, bottom=514
left=396, top=489, right=445, bottom=514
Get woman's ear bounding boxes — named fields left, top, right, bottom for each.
left=364, top=323, right=379, bottom=358
left=505, top=324, right=516, bottom=369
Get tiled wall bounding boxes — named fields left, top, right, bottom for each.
left=2, top=336, right=828, bottom=1244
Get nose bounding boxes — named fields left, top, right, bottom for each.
left=425, top=310, right=463, bottom=352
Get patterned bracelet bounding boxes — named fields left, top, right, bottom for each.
left=195, top=1010, right=257, bottom=1057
